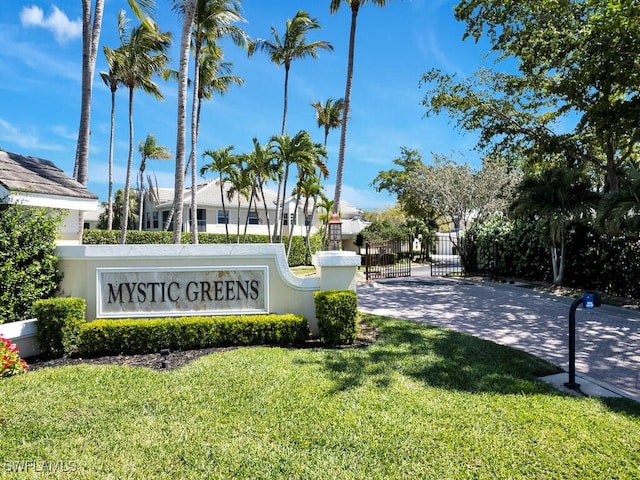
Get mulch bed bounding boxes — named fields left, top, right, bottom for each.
left=27, top=321, right=379, bottom=372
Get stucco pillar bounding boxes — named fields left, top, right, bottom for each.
left=312, top=251, right=361, bottom=291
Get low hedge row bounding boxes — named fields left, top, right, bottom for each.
left=82, top=230, right=323, bottom=267
left=34, top=289, right=359, bottom=358
left=78, top=314, right=309, bottom=356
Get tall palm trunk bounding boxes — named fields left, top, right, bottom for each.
left=281, top=64, right=290, bottom=135
left=286, top=191, right=302, bottom=259
left=219, top=178, right=230, bottom=242
left=107, top=87, right=116, bottom=230
left=120, top=87, right=135, bottom=244
left=189, top=42, right=203, bottom=245
left=259, top=182, right=272, bottom=240
left=173, top=0, right=197, bottom=244
left=333, top=5, right=359, bottom=215
left=272, top=176, right=283, bottom=243
left=279, top=164, right=291, bottom=243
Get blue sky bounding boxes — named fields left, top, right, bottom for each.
left=0, top=0, right=494, bottom=211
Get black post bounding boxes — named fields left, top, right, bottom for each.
left=564, top=297, right=583, bottom=390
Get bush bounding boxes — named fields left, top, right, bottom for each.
left=314, top=290, right=358, bottom=345
left=0, top=204, right=63, bottom=324
left=0, top=336, right=29, bottom=378
left=78, top=314, right=309, bottom=356
left=82, top=230, right=323, bottom=267
left=34, top=298, right=86, bottom=358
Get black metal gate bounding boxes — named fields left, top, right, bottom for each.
left=365, top=237, right=412, bottom=280
left=430, top=232, right=463, bottom=277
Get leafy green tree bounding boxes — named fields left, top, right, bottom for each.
left=423, top=0, right=640, bottom=193
left=0, top=205, right=63, bottom=324
left=598, top=164, right=640, bottom=234
left=329, top=0, right=394, bottom=216
left=510, top=165, right=600, bottom=285
left=249, top=10, right=333, bottom=135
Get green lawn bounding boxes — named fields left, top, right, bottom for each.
left=1, top=314, right=639, bottom=479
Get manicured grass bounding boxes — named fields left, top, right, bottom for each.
left=1, top=314, right=639, bottom=479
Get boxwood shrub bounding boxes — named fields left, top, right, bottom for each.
left=34, top=297, right=86, bottom=358
left=78, top=314, right=309, bottom=356
left=314, top=290, right=358, bottom=345
left=82, top=230, right=323, bottom=267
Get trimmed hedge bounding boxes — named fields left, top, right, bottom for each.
left=78, top=314, right=310, bottom=356
left=315, top=290, right=358, bottom=345
left=82, top=230, right=323, bottom=267
left=34, top=298, right=86, bottom=358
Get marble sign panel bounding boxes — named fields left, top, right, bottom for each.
left=97, top=266, right=268, bottom=317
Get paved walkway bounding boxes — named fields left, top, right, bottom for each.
left=357, top=266, right=640, bottom=402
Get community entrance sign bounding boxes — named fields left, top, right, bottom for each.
left=97, top=266, right=268, bottom=318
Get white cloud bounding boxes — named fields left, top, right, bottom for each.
left=20, top=5, right=82, bottom=44
left=0, top=118, right=63, bottom=151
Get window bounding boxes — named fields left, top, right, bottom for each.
left=283, top=213, right=295, bottom=226
left=217, top=210, right=229, bottom=224
left=152, top=211, right=159, bottom=229
left=189, top=209, right=207, bottom=232
left=304, top=214, right=312, bottom=226
left=248, top=211, right=259, bottom=225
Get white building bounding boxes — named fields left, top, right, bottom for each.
left=0, top=150, right=100, bottom=244
left=142, top=179, right=367, bottom=251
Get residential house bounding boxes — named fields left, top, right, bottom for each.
left=0, top=150, right=100, bottom=244
left=143, top=179, right=367, bottom=251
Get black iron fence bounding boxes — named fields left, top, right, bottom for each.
left=365, top=237, right=412, bottom=280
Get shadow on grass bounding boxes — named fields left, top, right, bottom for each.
left=316, top=313, right=563, bottom=396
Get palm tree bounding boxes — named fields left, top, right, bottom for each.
left=316, top=193, right=334, bottom=249
left=75, top=0, right=153, bottom=185
left=116, top=17, right=171, bottom=244
left=187, top=0, right=248, bottom=244
left=242, top=137, right=278, bottom=241
left=137, top=133, right=172, bottom=230
left=294, top=173, right=324, bottom=263
left=226, top=157, right=252, bottom=242
left=598, top=164, right=640, bottom=233
left=100, top=14, right=126, bottom=231
left=511, top=165, right=599, bottom=285
left=269, top=130, right=319, bottom=243
left=201, top=145, right=237, bottom=242
left=170, top=0, right=197, bottom=244
left=249, top=10, right=333, bottom=135
left=329, top=0, right=392, bottom=220
left=311, top=97, right=344, bottom=146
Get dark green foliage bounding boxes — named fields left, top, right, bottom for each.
left=314, top=290, right=358, bottom=345
left=78, top=314, right=309, bottom=356
left=466, top=216, right=640, bottom=299
left=0, top=205, right=63, bottom=324
left=82, top=230, right=322, bottom=266
left=34, top=298, right=86, bottom=358
left=463, top=216, right=550, bottom=281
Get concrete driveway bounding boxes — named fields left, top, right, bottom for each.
left=357, top=266, right=640, bottom=401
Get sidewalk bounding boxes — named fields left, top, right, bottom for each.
left=357, top=266, right=640, bottom=402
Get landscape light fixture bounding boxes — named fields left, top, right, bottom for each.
left=328, top=213, right=342, bottom=251
left=160, top=348, right=170, bottom=369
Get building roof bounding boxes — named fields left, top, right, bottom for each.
left=0, top=150, right=98, bottom=200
